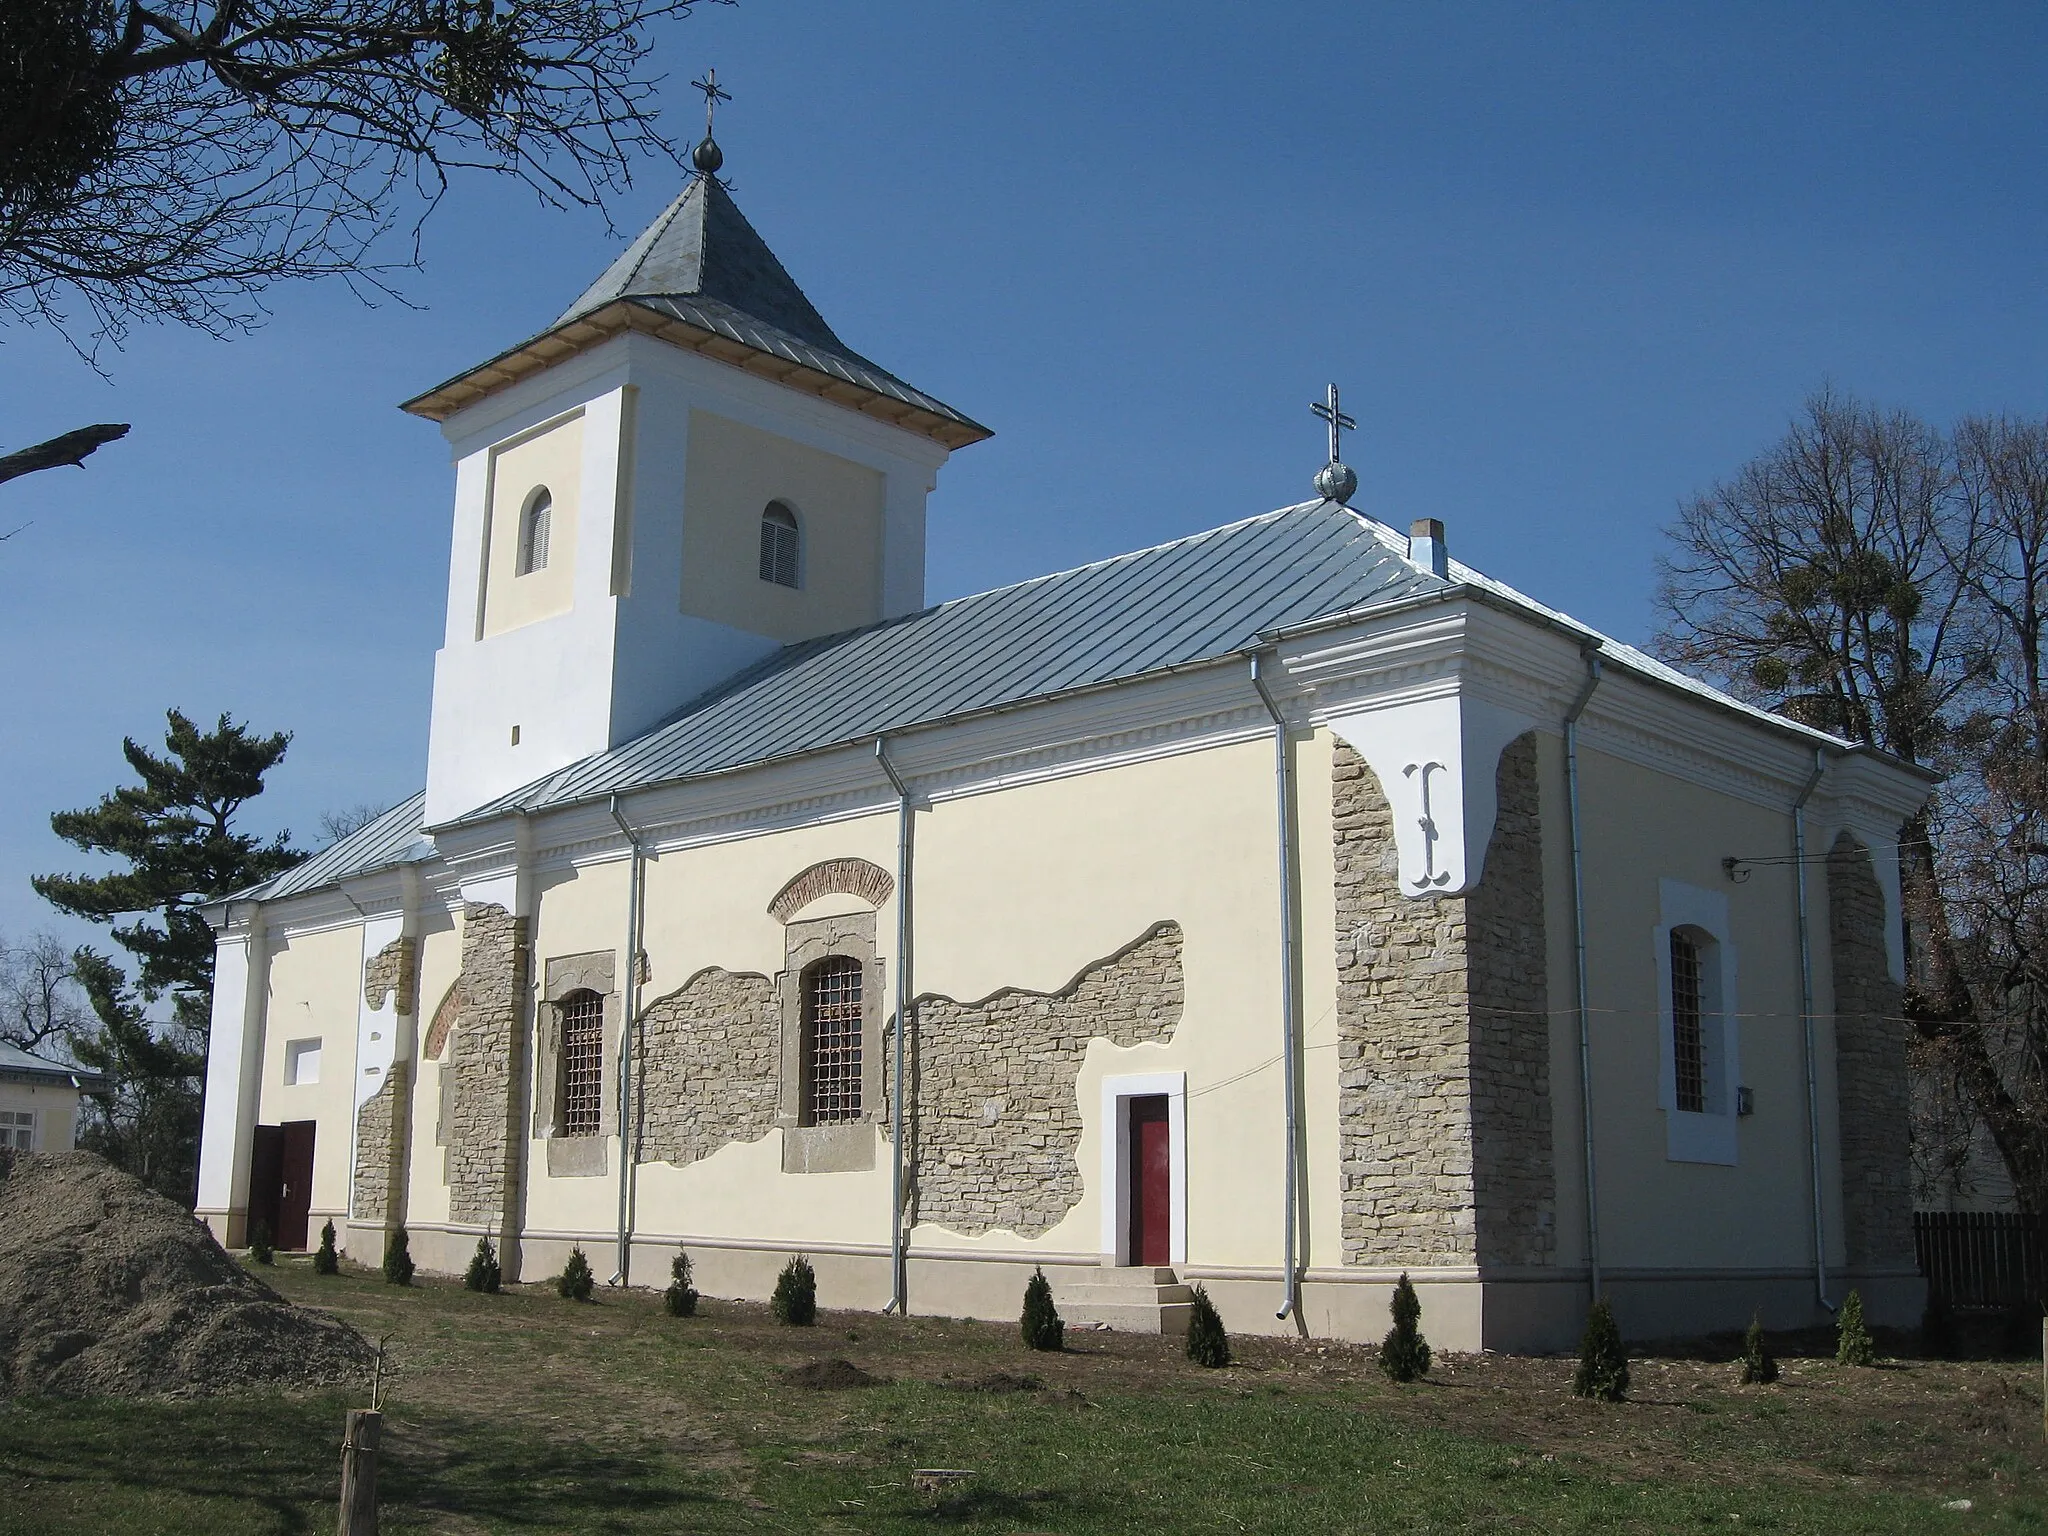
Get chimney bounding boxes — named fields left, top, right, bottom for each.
left=1408, top=518, right=1449, bottom=579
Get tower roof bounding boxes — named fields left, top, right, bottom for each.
left=402, top=174, right=990, bottom=448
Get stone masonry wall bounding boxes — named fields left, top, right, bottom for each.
left=1334, top=734, right=1554, bottom=1268
left=1829, top=830, right=1916, bottom=1269
left=636, top=967, right=780, bottom=1167
left=352, top=935, right=418, bottom=1228
left=448, top=903, right=529, bottom=1228
left=909, top=922, right=1183, bottom=1238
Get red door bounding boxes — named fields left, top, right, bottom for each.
left=1128, top=1095, right=1171, bottom=1267
left=277, top=1120, right=317, bottom=1250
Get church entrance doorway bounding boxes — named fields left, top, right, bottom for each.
left=1127, top=1095, right=1171, bottom=1267
left=247, top=1121, right=317, bottom=1250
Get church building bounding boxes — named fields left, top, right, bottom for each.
left=195, top=123, right=1934, bottom=1350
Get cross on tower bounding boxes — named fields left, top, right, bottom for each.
left=691, top=68, right=732, bottom=140
left=1311, top=383, right=1355, bottom=466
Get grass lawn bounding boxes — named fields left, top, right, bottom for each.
left=4, top=1257, right=2047, bottom=1534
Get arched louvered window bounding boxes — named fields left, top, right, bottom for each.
left=558, top=989, right=604, bottom=1136
left=759, top=500, right=799, bottom=588
left=517, top=488, right=552, bottom=575
left=1669, top=929, right=1707, bottom=1115
left=801, top=956, right=862, bottom=1124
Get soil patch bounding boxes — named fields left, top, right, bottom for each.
left=784, top=1357, right=878, bottom=1389
left=947, top=1370, right=1042, bottom=1393
left=0, top=1150, right=374, bottom=1398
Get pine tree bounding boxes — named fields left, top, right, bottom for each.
left=1572, top=1298, right=1629, bottom=1401
left=1836, top=1288, right=1876, bottom=1366
left=1378, top=1272, right=1432, bottom=1382
left=664, top=1250, right=698, bottom=1317
left=383, top=1226, right=414, bottom=1286
left=465, top=1236, right=501, bottom=1293
left=772, top=1254, right=816, bottom=1326
left=312, top=1219, right=339, bottom=1275
left=559, top=1245, right=594, bottom=1302
left=1020, top=1266, right=1063, bottom=1351
left=1185, top=1284, right=1230, bottom=1368
left=1921, top=1289, right=1959, bottom=1360
left=247, top=1216, right=273, bottom=1265
left=1738, top=1311, right=1778, bottom=1385
left=33, top=711, right=300, bottom=1200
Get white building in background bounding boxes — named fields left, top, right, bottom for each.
left=0, top=1042, right=103, bottom=1154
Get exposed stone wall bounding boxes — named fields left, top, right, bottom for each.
left=352, top=1061, right=411, bottom=1226
left=423, top=982, right=461, bottom=1061
left=447, top=903, right=529, bottom=1229
left=636, top=967, right=779, bottom=1167
left=1829, top=830, right=1915, bottom=1269
left=909, top=922, right=1183, bottom=1238
left=768, top=858, right=894, bottom=923
left=364, top=936, right=418, bottom=1014
left=1333, top=734, right=1554, bottom=1268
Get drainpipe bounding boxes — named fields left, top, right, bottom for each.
left=874, top=738, right=914, bottom=1316
left=607, top=795, right=647, bottom=1288
left=1792, top=749, right=1833, bottom=1311
left=1250, top=651, right=1303, bottom=1324
left=1563, top=645, right=1605, bottom=1302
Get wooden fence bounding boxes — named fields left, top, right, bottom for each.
left=1916, top=1211, right=2048, bottom=1308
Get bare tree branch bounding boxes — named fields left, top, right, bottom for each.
left=0, top=421, right=129, bottom=484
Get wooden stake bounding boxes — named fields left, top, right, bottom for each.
left=338, top=1408, right=382, bottom=1536
left=2040, top=1318, right=2046, bottom=1443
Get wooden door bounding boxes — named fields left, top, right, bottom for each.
left=247, top=1125, right=283, bottom=1249
left=1127, top=1095, right=1171, bottom=1267
left=277, top=1120, right=317, bottom=1251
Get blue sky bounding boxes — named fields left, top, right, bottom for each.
left=3, top=2, right=2045, bottom=949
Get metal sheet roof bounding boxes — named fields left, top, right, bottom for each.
left=237, top=791, right=431, bottom=903
left=460, top=500, right=1441, bottom=821
left=0, top=1041, right=103, bottom=1084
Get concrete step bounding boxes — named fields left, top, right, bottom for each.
left=1061, top=1300, right=1194, bottom=1334
left=1055, top=1267, right=1194, bottom=1334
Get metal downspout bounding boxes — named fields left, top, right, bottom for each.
left=1564, top=647, right=1605, bottom=1302
left=1250, top=652, right=1304, bottom=1324
left=607, top=795, right=647, bottom=1288
left=1792, top=749, right=1833, bottom=1311
left=874, top=739, right=914, bottom=1316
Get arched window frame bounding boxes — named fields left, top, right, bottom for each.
left=517, top=487, right=553, bottom=575
left=1654, top=879, right=1741, bottom=1165
left=759, top=499, right=801, bottom=589
left=773, top=910, right=884, bottom=1173
left=531, top=951, right=618, bottom=1178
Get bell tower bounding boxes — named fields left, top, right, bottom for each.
left=403, top=111, right=991, bottom=827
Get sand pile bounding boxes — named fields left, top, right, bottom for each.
left=0, top=1150, right=375, bottom=1398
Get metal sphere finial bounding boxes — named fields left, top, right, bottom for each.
left=691, top=136, right=724, bottom=174
left=689, top=67, right=731, bottom=178
left=1315, top=460, right=1358, bottom=505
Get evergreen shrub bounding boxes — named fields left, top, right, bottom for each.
left=465, top=1236, right=501, bottom=1293
left=558, top=1245, right=594, bottom=1302
left=665, top=1251, right=699, bottom=1317
left=383, top=1226, right=415, bottom=1286
left=312, top=1220, right=339, bottom=1275
left=772, top=1254, right=817, bottom=1326
left=1921, top=1290, right=1959, bottom=1360
left=247, top=1218, right=274, bottom=1266
left=1020, top=1266, right=1063, bottom=1352
left=1836, top=1288, right=1875, bottom=1366
left=1185, top=1284, right=1230, bottom=1368
left=2000, top=1301, right=2041, bottom=1358
left=1572, top=1298, right=1629, bottom=1401
left=1738, top=1311, right=1778, bottom=1385
left=1378, top=1271, right=1432, bottom=1383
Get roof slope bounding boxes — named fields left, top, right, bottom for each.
left=460, top=500, right=1443, bottom=820
left=0, top=1041, right=103, bottom=1083
left=236, top=791, right=432, bottom=904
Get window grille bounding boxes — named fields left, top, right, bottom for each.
left=518, top=489, right=552, bottom=575
left=759, top=501, right=799, bottom=588
left=803, top=956, right=863, bottom=1124
left=1670, top=930, right=1706, bottom=1114
left=559, top=990, right=604, bottom=1137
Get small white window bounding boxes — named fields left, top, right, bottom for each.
left=0, top=1110, right=34, bottom=1151
left=1655, top=879, right=1740, bottom=1165
left=517, top=488, right=552, bottom=575
left=285, top=1038, right=323, bottom=1086
left=759, top=501, right=800, bottom=588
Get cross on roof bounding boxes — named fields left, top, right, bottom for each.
left=691, top=67, right=731, bottom=140
left=1312, top=383, right=1355, bottom=466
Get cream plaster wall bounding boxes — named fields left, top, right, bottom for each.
left=679, top=410, right=885, bottom=642
left=480, top=412, right=584, bottom=638
left=255, top=921, right=363, bottom=1221
left=1569, top=738, right=1831, bottom=1274
left=0, top=1081, right=82, bottom=1150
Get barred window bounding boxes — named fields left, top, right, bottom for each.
left=759, top=501, right=799, bottom=588
left=518, top=489, right=552, bottom=575
left=802, top=956, right=863, bottom=1124
left=559, top=989, right=604, bottom=1137
left=1670, top=930, right=1706, bottom=1114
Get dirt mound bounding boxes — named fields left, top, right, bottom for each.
left=947, top=1370, right=1042, bottom=1393
left=0, top=1150, right=375, bottom=1398
left=784, top=1357, right=878, bottom=1389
